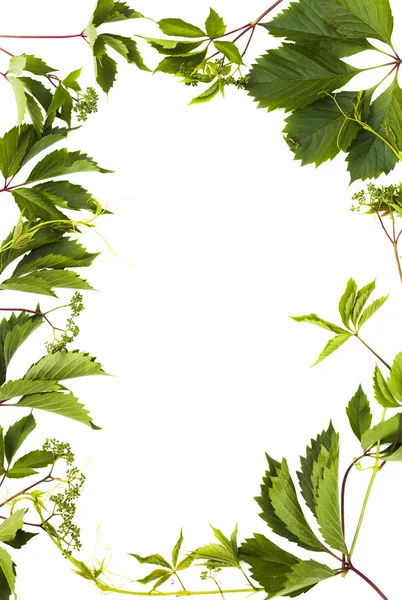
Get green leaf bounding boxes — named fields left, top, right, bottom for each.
left=4, top=270, right=93, bottom=296
left=338, top=278, right=357, bottom=328
left=129, top=553, right=172, bottom=570
left=22, top=54, right=55, bottom=75
left=137, top=569, right=172, bottom=586
left=214, top=41, right=243, bottom=65
left=248, top=44, right=358, bottom=112
left=346, top=386, right=373, bottom=440
left=0, top=125, right=36, bottom=179
left=27, top=180, right=100, bottom=214
left=26, top=94, right=44, bottom=137
left=7, top=450, right=54, bottom=478
left=91, top=0, right=142, bottom=26
left=373, top=366, right=399, bottom=408
left=99, top=34, right=149, bottom=71
left=12, top=187, right=67, bottom=222
left=17, top=391, right=95, bottom=428
left=351, top=280, right=376, bottom=327
left=142, top=37, right=204, bottom=56
left=0, top=511, right=25, bottom=543
left=191, top=543, right=239, bottom=568
left=0, top=276, right=57, bottom=297
left=5, top=414, right=35, bottom=464
left=361, top=413, right=402, bottom=450
left=8, top=56, right=26, bottom=76
left=158, top=19, right=206, bottom=38
left=172, top=529, right=183, bottom=569
left=189, top=80, right=220, bottom=105
left=24, top=350, right=105, bottom=381
left=347, top=79, right=402, bottom=182
left=0, top=429, right=4, bottom=476
left=0, top=380, right=62, bottom=402
left=240, top=534, right=299, bottom=597
left=155, top=49, right=208, bottom=76
left=8, top=76, right=27, bottom=125
left=297, top=423, right=337, bottom=516
left=45, top=84, right=73, bottom=128
left=314, top=436, right=345, bottom=552
left=26, top=148, right=111, bottom=183
left=290, top=314, right=347, bottom=334
left=388, top=353, right=402, bottom=404
left=205, top=9, right=226, bottom=38
left=276, top=560, right=335, bottom=597
left=176, top=556, right=194, bottom=571
left=312, top=333, right=352, bottom=366
left=0, top=312, right=42, bottom=383
left=3, top=529, right=38, bottom=549
left=94, top=49, right=118, bottom=93
left=0, top=548, right=15, bottom=594
left=283, top=91, right=371, bottom=167
left=357, top=296, right=388, bottom=329
left=63, top=69, right=82, bottom=92
left=311, top=0, right=393, bottom=44
left=268, top=459, right=324, bottom=552
left=262, top=0, right=374, bottom=56
left=21, top=127, right=68, bottom=167
left=13, top=238, right=98, bottom=277
left=20, top=77, right=53, bottom=111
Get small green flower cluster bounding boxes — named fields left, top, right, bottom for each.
left=352, top=182, right=402, bottom=214
left=222, top=75, right=250, bottom=90
left=43, top=439, right=74, bottom=465
left=50, top=467, right=86, bottom=554
left=46, top=292, right=85, bottom=353
left=73, top=87, right=99, bottom=122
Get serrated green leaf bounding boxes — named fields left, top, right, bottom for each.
left=214, top=41, right=243, bottom=65
left=24, top=350, right=105, bottom=381
left=373, top=366, right=399, bottom=408
left=361, top=413, right=402, bottom=450
left=346, top=385, right=373, bottom=440
left=0, top=429, right=4, bottom=476
left=0, top=380, right=62, bottom=402
left=347, top=79, right=402, bottom=182
left=22, top=54, right=56, bottom=75
left=155, top=49, right=208, bottom=76
left=357, top=296, right=388, bottom=329
left=290, top=314, right=348, bottom=334
left=0, top=276, right=57, bottom=297
left=0, top=124, right=36, bottom=179
left=94, top=47, right=118, bottom=94
left=142, top=37, right=204, bottom=56
left=13, top=238, right=98, bottom=277
left=205, top=9, right=226, bottom=38
left=388, top=353, right=402, bottom=404
left=262, top=0, right=374, bottom=56
left=311, top=0, right=393, bottom=44
left=137, top=569, right=172, bottom=585
left=0, top=548, right=15, bottom=594
left=248, top=44, right=358, bottom=112
left=45, top=84, right=73, bottom=128
left=27, top=180, right=100, bottom=214
left=6, top=269, right=93, bottom=295
left=189, top=80, right=220, bottom=105
left=8, top=76, right=27, bottom=125
left=0, top=511, right=25, bottom=543
left=191, top=543, right=239, bottom=567
left=1, top=313, right=42, bottom=382
left=20, top=77, right=52, bottom=111
left=176, top=556, right=194, bottom=571
left=276, top=560, right=335, bottom=597
left=12, top=187, right=67, bottom=222
left=99, top=34, right=149, bottom=71
left=63, top=69, right=82, bottom=92
left=297, top=423, right=336, bottom=516
left=338, top=278, right=357, bottom=328
left=129, top=553, right=172, bottom=569
left=269, top=459, right=324, bottom=552
left=314, top=436, right=345, bottom=553
left=312, top=333, right=352, bottom=366
left=21, top=127, right=68, bottom=167
left=17, top=391, right=95, bottom=427
left=284, top=91, right=371, bottom=167
left=26, top=94, right=44, bottom=137
left=5, top=414, right=35, bottom=464
left=158, top=18, right=206, bottom=38
left=26, top=148, right=111, bottom=183
left=351, top=280, right=376, bottom=326
left=172, top=529, right=183, bottom=569
left=8, top=56, right=26, bottom=76
left=7, top=450, right=53, bottom=478
left=240, top=534, right=299, bottom=597
left=3, top=529, right=38, bottom=549
left=91, top=0, right=142, bottom=26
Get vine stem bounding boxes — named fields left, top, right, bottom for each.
left=0, top=32, right=86, bottom=40
left=354, top=334, right=391, bottom=370
left=349, top=566, right=389, bottom=600
left=340, top=452, right=368, bottom=568
left=349, top=408, right=387, bottom=559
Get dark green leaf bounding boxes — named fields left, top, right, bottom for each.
left=45, top=84, right=73, bottom=128
left=63, top=69, right=82, bottom=92
left=0, top=125, right=36, bottom=179
left=0, top=312, right=42, bottom=384
left=311, top=0, right=393, bottom=44
left=12, top=187, right=67, bottom=222
left=284, top=91, right=371, bottom=167
left=205, top=9, right=226, bottom=38
left=0, top=511, right=25, bottom=543
left=26, top=148, right=111, bottom=183
left=92, top=0, right=142, bottom=26
left=99, top=34, right=149, bottom=71
left=155, top=49, right=208, bottom=76
left=26, top=94, right=44, bottom=137
left=278, top=560, right=335, bottom=596
left=262, top=0, right=374, bottom=56
left=4, top=270, right=93, bottom=295
left=248, top=44, right=358, bottom=112
left=0, top=548, right=15, bottom=594
left=158, top=19, right=206, bottom=38
left=24, top=350, right=105, bottom=381
left=0, top=429, right=4, bottom=476
left=3, top=529, right=38, bottom=549
left=13, top=238, right=98, bottom=277
left=388, top=353, right=402, bottom=404
left=20, top=77, right=52, bottom=111
left=373, top=366, right=399, bottom=408
left=4, top=415, right=35, bottom=464
left=22, top=54, right=56, bottom=75
left=347, top=79, right=402, bottom=182
left=346, top=385, right=373, bottom=440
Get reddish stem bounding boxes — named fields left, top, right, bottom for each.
left=0, top=32, right=85, bottom=40
left=349, top=566, right=389, bottom=600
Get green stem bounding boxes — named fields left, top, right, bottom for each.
left=349, top=408, right=387, bottom=558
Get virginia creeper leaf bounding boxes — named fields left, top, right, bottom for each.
left=357, top=296, right=388, bottom=329
left=312, top=333, right=352, bottom=366
left=24, top=350, right=105, bottom=381
left=373, top=366, right=399, bottom=408
left=5, top=415, right=35, bottom=464
left=158, top=19, right=206, bottom=38
left=7, top=450, right=53, bottom=478
left=361, top=413, right=402, bottom=450
left=17, top=391, right=96, bottom=428
left=26, top=148, right=111, bottom=183
left=0, top=511, right=25, bottom=543
left=346, top=385, right=372, bottom=440
left=351, top=280, right=376, bottom=327
left=214, top=41, right=243, bottom=65
left=290, top=314, right=347, bottom=334
left=338, top=278, right=357, bottom=328
left=205, top=8, right=226, bottom=38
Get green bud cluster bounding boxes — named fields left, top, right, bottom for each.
left=46, top=292, right=85, bottom=353
left=50, top=467, right=86, bottom=554
left=352, top=182, right=402, bottom=214
left=73, top=87, right=99, bottom=122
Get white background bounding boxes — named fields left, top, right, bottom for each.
left=1, top=1, right=402, bottom=599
